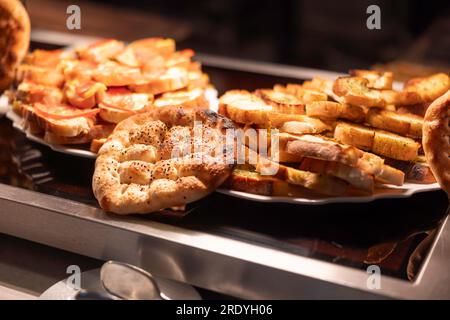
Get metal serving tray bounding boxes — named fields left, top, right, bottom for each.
left=0, top=30, right=449, bottom=299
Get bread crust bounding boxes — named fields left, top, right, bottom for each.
left=92, top=107, right=234, bottom=214
left=0, top=0, right=30, bottom=91
left=423, top=90, right=450, bottom=194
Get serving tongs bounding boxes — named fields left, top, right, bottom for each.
left=75, top=261, right=168, bottom=300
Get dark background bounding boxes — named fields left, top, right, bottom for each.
left=27, top=0, right=450, bottom=74
left=93, top=0, right=450, bottom=71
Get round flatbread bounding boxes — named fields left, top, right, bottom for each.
left=423, top=90, right=450, bottom=195
left=0, top=0, right=30, bottom=91
left=92, top=107, right=234, bottom=214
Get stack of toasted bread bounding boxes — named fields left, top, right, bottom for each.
left=219, top=70, right=449, bottom=197
left=10, top=38, right=212, bottom=152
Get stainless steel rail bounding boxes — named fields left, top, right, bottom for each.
left=1, top=184, right=449, bottom=299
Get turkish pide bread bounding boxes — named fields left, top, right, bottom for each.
left=0, top=0, right=30, bottom=91
left=423, top=90, right=450, bottom=195
left=92, top=106, right=234, bottom=214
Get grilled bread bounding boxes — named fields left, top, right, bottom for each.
left=366, top=108, right=423, bottom=138
left=219, top=90, right=330, bottom=133
left=349, top=70, right=393, bottom=90
left=404, top=73, right=449, bottom=103
left=333, top=76, right=386, bottom=107
left=273, top=84, right=328, bottom=103
left=129, top=67, right=189, bottom=94
left=22, top=102, right=97, bottom=137
left=226, top=168, right=311, bottom=197
left=154, top=87, right=208, bottom=110
left=279, top=133, right=361, bottom=167
left=254, top=88, right=305, bottom=114
left=256, top=160, right=348, bottom=196
left=98, top=87, right=153, bottom=124
left=305, top=101, right=365, bottom=122
left=44, top=123, right=114, bottom=145
left=298, top=157, right=374, bottom=192
left=334, top=122, right=419, bottom=161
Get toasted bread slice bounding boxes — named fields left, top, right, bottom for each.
left=187, top=71, right=210, bottom=89
left=220, top=90, right=330, bottom=133
left=356, top=152, right=384, bottom=176
left=261, top=162, right=348, bottom=196
left=274, top=84, right=328, bottom=103
left=127, top=37, right=175, bottom=60
left=92, top=61, right=143, bottom=87
left=21, top=103, right=97, bottom=137
left=16, top=64, right=65, bottom=87
left=240, top=146, right=348, bottom=196
left=16, top=81, right=64, bottom=105
left=77, top=39, right=125, bottom=63
left=372, top=130, right=419, bottom=161
left=333, top=76, right=385, bottom=107
left=366, top=108, right=423, bottom=138
left=374, top=164, right=405, bottom=186
left=334, top=122, right=419, bottom=161
left=255, top=89, right=305, bottom=114
left=349, top=70, right=393, bottom=90
left=403, top=73, right=449, bottom=103
left=154, top=87, right=208, bottom=110
left=305, top=101, right=365, bottom=122
left=334, top=122, right=375, bottom=150
left=226, top=168, right=311, bottom=197
left=219, top=90, right=273, bottom=125
left=44, top=131, right=92, bottom=145
left=352, top=149, right=403, bottom=185
left=44, top=123, right=114, bottom=145
left=271, top=149, right=303, bottom=163
left=298, top=157, right=374, bottom=192
left=280, top=133, right=361, bottom=167
left=130, top=67, right=189, bottom=94
left=302, top=77, right=344, bottom=102
left=98, top=88, right=153, bottom=124
left=90, top=138, right=107, bottom=153
left=64, top=80, right=107, bottom=109
left=278, top=118, right=331, bottom=134
left=385, top=157, right=436, bottom=184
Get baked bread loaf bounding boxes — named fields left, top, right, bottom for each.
left=423, top=90, right=450, bottom=194
left=93, top=107, right=234, bottom=214
left=0, top=0, right=30, bottom=91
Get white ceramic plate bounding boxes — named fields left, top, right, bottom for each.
left=4, top=88, right=219, bottom=160
left=3, top=91, right=441, bottom=204
left=217, top=181, right=441, bottom=205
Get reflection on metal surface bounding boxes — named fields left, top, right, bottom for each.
left=40, top=268, right=200, bottom=300
left=100, top=261, right=165, bottom=300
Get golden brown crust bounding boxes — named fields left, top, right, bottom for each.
left=333, top=76, right=386, bottom=107
left=334, top=121, right=420, bottom=161
left=0, top=0, right=30, bottom=91
left=305, top=101, right=365, bottom=122
left=423, top=90, right=450, bottom=194
left=92, top=107, right=234, bottom=214
left=254, top=88, right=305, bottom=114
left=225, top=168, right=311, bottom=197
